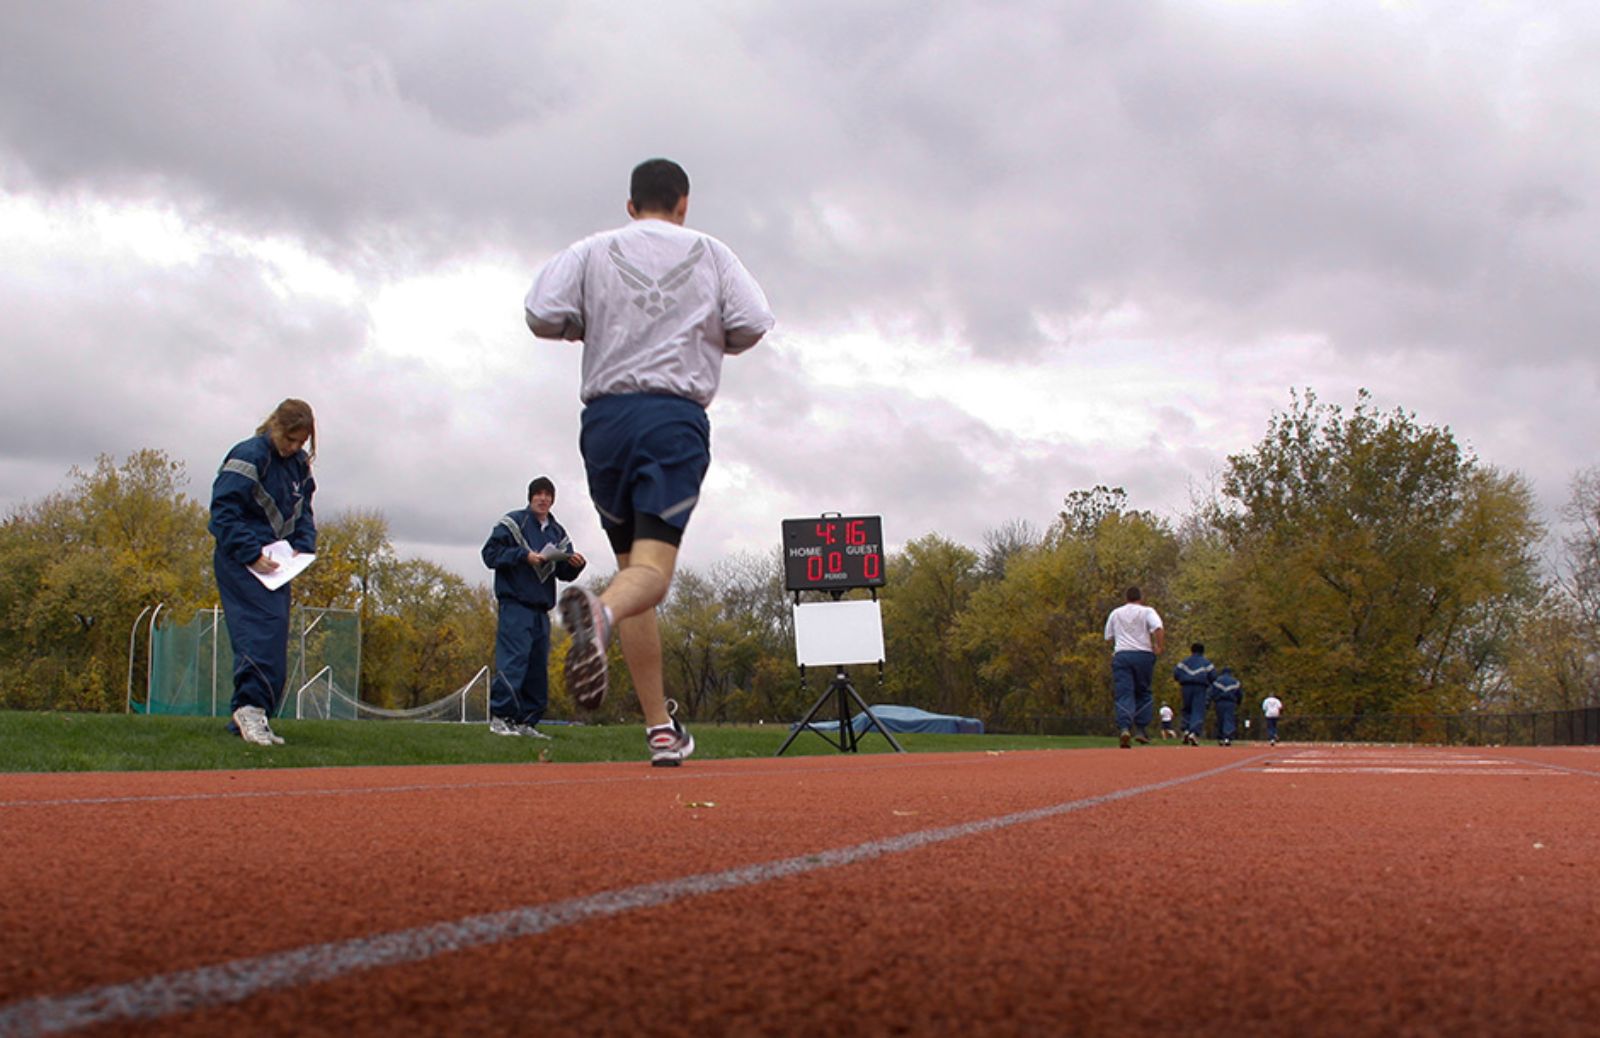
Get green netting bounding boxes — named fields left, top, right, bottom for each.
left=143, top=607, right=361, bottom=719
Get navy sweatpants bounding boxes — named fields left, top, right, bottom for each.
left=1111, top=650, right=1157, bottom=733
left=1216, top=700, right=1238, bottom=742
left=491, top=600, right=551, bottom=725
left=1181, top=685, right=1209, bottom=736
left=215, top=547, right=292, bottom=716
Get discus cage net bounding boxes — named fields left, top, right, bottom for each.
left=129, top=604, right=492, bottom=722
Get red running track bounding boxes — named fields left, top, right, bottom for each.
left=2, top=745, right=1600, bottom=1036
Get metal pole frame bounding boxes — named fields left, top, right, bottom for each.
left=209, top=606, right=221, bottom=718
left=294, top=665, right=333, bottom=720
left=462, top=665, right=490, bottom=723
left=125, top=604, right=155, bottom=714
left=298, top=609, right=326, bottom=701
left=144, top=603, right=164, bottom=714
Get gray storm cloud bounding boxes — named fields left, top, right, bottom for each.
left=1, top=0, right=1596, bottom=575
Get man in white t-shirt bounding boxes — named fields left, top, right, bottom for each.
left=525, top=158, right=774, bottom=767
left=1262, top=694, right=1284, bottom=746
left=1104, top=586, right=1165, bottom=748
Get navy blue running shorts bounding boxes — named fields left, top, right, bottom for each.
left=579, top=393, right=710, bottom=555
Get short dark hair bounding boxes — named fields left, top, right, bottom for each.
left=630, top=158, right=689, bottom=213
left=1191, top=642, right=1205, bottom=655
left=527, top=477, right=555, bottom=500
left=1125, top=586, right=1142, bottom=602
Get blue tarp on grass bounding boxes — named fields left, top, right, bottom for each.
left=802, top=704, right=984, bottom=735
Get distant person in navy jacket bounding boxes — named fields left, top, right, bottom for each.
left=1208, top=667, right=1244, bottom=746
left=482, top=477, right=587, bottom=737
left=1173, top=643, right=1216, bottom=746
left=209, top=398, right=317, bottom=747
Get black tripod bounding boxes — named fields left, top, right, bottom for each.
left=775, top=662, right=905, bottom=756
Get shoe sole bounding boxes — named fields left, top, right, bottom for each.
left=559, top=590, right=609, bottom=711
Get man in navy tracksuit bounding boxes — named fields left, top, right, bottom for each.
left=1173, top=642, right=1216, bottom=746
left=1208, top=666, right=1243, bottom=746
left=481, top=477, right=586, bottom=737
left=209, top=400, right=317, bottom=746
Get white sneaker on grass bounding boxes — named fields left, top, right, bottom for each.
left=489, top=717, right=520, bottom=736
left=233, top=705, right=277, bottom=747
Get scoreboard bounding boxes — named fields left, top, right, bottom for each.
left=781, top=515, right=885, bottom=592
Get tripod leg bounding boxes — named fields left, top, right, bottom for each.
left=847, top=683, right=906, bottom=753
left=776, top=682, right=849, bottom=756
left=839, top=679, right=857, bottom=752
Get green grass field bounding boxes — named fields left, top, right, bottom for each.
left=0, top=711, right=1117, bottom=773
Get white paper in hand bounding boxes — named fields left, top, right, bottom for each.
left=535, top=542, right=571, bottom=565
left=250, top=539, right=315, bottom=590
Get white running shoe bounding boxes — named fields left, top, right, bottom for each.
left=647, top=699, right=695, bottom=767
left=233, top=705, right=276, bottom=747
left=559, top=586, right=612, bottom=711
left=516, top=723, right=552, bottom=740
left=489, top=717, right=520, bottom=736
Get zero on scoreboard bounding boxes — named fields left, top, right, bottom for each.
left=781, top=515, right=886, bottom=591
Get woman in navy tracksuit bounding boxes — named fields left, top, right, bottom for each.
left=209, top=399, right=317, bottom=746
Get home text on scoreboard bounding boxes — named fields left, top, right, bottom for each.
left=781, top=515, right=886, bottom=592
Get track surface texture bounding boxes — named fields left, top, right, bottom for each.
left=3, top=745, right=1600, bottom=1036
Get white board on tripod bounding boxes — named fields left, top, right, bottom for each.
left=793, top=600, right=885, bottom=666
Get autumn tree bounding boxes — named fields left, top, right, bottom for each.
left=1205, top=390, right=1543, bottom=715
left=1560, top=466, right=1600, bottom=634
left=0, top=451, right=212, bottom=710
left=880, top=534, right=983, bottom=715
left=656, top=552, right=791, bottom=721
left=293, top=509, right=394, bottom=613
left=955, top=490, right=1178, bottom=725
left=360, top=558, right=496, bottom=709
left=978, top=519, right=1041, bottom=582
left=1499, top=465, right=1600, bottom=710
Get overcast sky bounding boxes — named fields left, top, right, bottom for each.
left=2, top=1, right=1596, bottom=588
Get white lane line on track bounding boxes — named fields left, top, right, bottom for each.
left=1259, top=750, right=1560, bottom=776
left=1502, top=756, right=1600, bottom=779
left=0, top=756, right=994, bottom=810
left=1287, top=751, right=1502, bottom=759
left=0, top=754, right=1266, bottom=1038
left=1258, top=767, right=1550, bottom=775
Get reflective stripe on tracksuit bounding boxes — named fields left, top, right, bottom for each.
left=1174, top=655, right=1215, bottom=735
left=1209, top=671, right=1243, bottom=741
